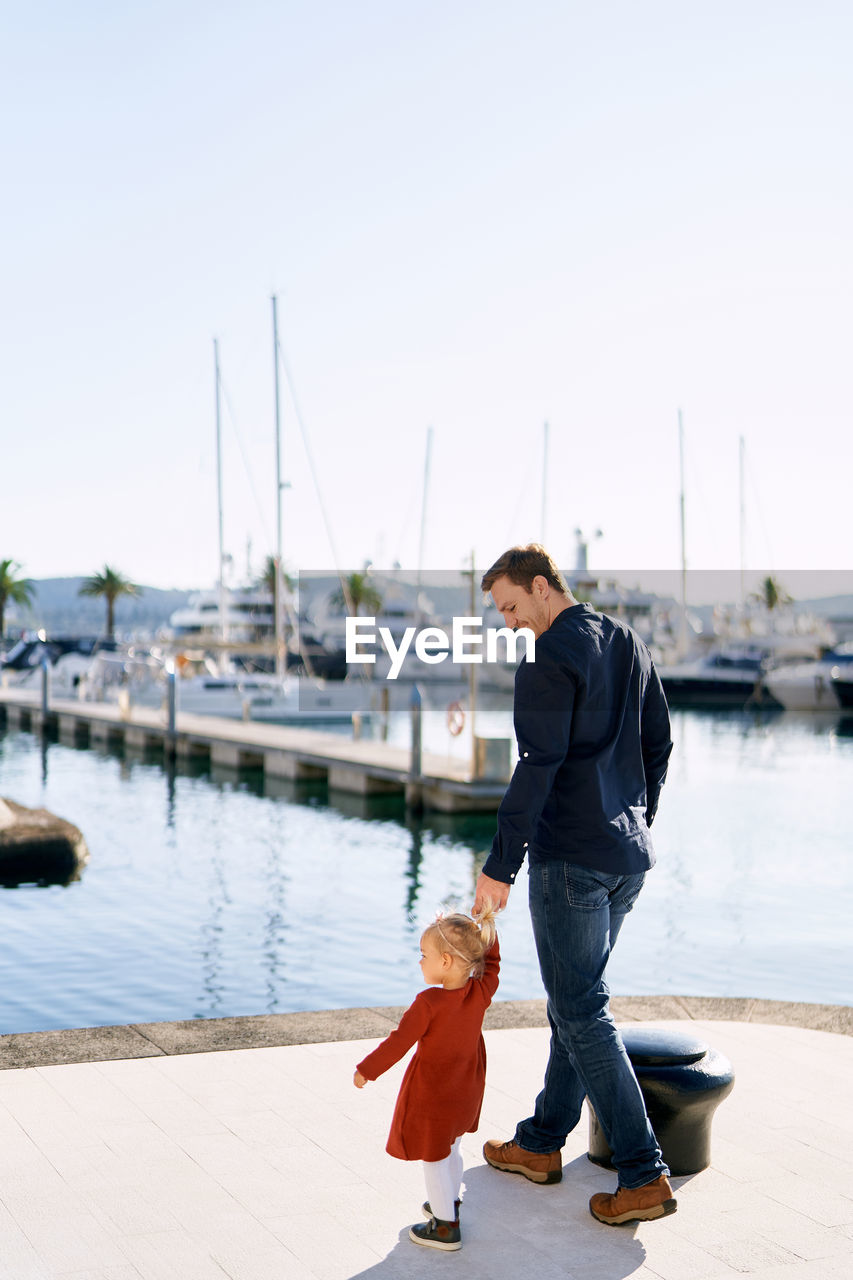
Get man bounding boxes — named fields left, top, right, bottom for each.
left=473, top=544, right=675, bottom=1225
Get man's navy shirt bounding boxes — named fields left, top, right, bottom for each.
left=483, top=603, right=672, bottom=885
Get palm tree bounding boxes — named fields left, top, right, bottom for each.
left=78, top=565, right=141, bottom=638
left=257, top=554, right=294, bottom=597
left=331, top=571, right=383, bottom=616
left=0, top=559, right=35, bottom=639
left=752, top=575, right=792, bottom=612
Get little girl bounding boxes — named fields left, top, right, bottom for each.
left=353, top=903, right=500, bottom=1251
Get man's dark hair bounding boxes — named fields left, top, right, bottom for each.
left=481, top=543, right=569, bottom=596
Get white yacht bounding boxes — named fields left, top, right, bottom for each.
left=308, top=576, right=460, bottom=683
left=658, top=645, right=775, bottom=707
left=830, top=668, right=853, bottom=713
left=77, top=649, right=377, bottom=726
left=168, top=588, right=274, bottom=644
left=763, top=644, right=853, bottom=712
left=2, top=636, right=118, bottom=695
left=175, top=670, right=372, bottom=724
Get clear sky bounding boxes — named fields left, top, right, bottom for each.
left=2, top=1, right=850, bottom=597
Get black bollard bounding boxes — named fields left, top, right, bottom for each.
left=587, top=1027, right=735, bottom=1176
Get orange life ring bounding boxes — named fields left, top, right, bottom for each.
left=447, top=700, right=465, bottom=736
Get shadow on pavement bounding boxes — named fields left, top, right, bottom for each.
left=349, top=1158, right=653, bottom=1279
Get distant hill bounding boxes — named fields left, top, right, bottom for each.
left=800, top=594, right=853, bottom=619
left=4, top=578, right=192, bottom=640
left=6, top=576, right=852, bottom=645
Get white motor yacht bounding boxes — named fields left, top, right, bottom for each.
left=657, top=645, right=775, bottom=707
left=168, top=587, right=274, bottom=644
left=77, top=650, right=377, bottom=726
left=2, top=637, right=118, bottom=695
left=175, top=670, right=371, bottom=724
left=763, top=644, right=853, bottom=712
left=830, top=668, right=853, bottom=713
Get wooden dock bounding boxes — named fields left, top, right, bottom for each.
left=0, top=687, right=510, bottom=813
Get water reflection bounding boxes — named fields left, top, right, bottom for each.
left=833, top=715, right=853, bottom=739
left=0, top=862, right=86, bottom=890
left=405, top=815, right=424, bottom=916
left=263, top=773, right=328, bottom=806
left=164, top=755, right=177, bottom=829
left=205, top=760, right=261, bottom=794
left=1, top=706, right=851, bottom=1031
left=197, top=843, right=230, bottom=1019
left=262, top=833, right=288, bottom=1013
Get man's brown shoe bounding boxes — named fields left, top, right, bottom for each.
left=589, top=1174, right=677, bottom=1225
left=483, top=1139, right=562, bottom=1184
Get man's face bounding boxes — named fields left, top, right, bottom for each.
left=490, top=574, right=551, bottom=638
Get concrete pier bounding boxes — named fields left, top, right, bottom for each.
left=0, top=687, right=508, bottom=813
left=0, top=998, right=850, bottom=1280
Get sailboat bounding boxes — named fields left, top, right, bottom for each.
left=159, top=315, right=376, bottom=726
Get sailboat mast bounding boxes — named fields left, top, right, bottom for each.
left=678, top=408, right=688, bottom=657
left=739, top=434, right=746, bottom=605
left=415, top=426, right=433, bottom=623
left=214, top=338, right=228, bottom=644
left=541, top=420, right=549, bottom=546
left=468, top=547, right=477, bottom=777
left=272, top=295, right=285, bottom=679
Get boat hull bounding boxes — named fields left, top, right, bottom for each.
left=764, top=667, right=842, bottom=712
left=660, top=676, right=776, bottom=708
left=831, top=675, right=853, bottom=710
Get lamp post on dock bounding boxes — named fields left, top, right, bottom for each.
left=166, top=660, right=177, bottom=749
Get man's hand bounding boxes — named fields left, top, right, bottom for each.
left=474, top=871, right=511, bottom=916
left=353, top=1070, right=367, bottom=1089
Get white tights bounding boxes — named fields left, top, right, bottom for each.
left=422, top=1137, right=463, bottom=1221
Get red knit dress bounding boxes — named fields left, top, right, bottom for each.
left=356, top=939, right=500, bottom=1161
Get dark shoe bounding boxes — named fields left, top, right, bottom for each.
left=483, top=1138, right=562, bottom=1185
left=422, top=1199, right=461, bottom=1219
left=589, top=1174, right=677, bottom=1225
left=409, top=1215, right=461, bottom=1251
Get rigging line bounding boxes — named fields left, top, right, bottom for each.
left=681, top=428, right=717, bottom=555
left=275, top=336, right=354, bottom=614
left=502, top=438, right=537, bottom=545
left=744, top=447, right=776, bottom=571
left=392, top=448, right=427, bottom=565
left=217, top=373, right=273, bottom=549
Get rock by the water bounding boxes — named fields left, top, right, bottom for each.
left=0, top=798, right=89, bottom=884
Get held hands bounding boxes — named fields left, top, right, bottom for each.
left=353, top=1070, right=367, bottom=1089
left=473, top=871, right=511, bottom=917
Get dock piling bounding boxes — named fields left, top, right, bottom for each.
left=0, top=686, right=506, bottom=815
left=41, top=659, right=50, bottom=719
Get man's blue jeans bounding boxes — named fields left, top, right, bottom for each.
left=515, top=861, right=669, bottom=1189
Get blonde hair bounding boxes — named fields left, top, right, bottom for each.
left=423, top=901, right=498, bottom=979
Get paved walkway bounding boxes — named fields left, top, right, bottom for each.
left=1, top=1007, right=852, bottom=1279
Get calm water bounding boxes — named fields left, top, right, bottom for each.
left=1, top=705, right=851, bottom=1034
